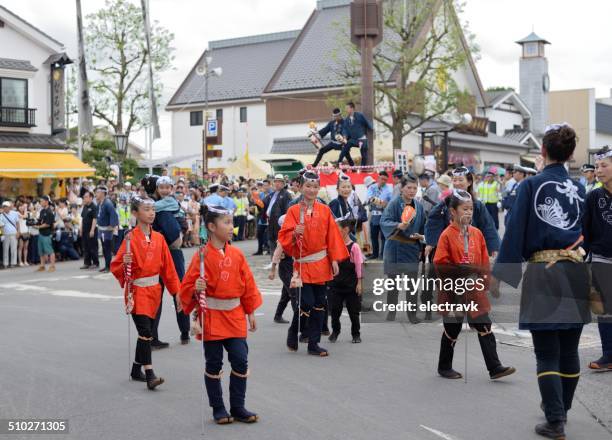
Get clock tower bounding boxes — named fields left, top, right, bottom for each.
left=517, top=32, right=550, bottom=138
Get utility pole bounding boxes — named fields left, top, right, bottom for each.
left=351, top=0, right=383, bottom=166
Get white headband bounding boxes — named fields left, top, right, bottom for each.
left=156, top=176, right=174, bottom=186
left=452, top=189, right=472, bottom=202
left=452, top=167, right=469, bottom=177
left=207, top=205, right=233, bottom=215
left=302, top=171, right=320, bottom=183
left=595, top=148, right=612, bottom=161
left=132, top=195, right=155, bottom=206
left=544, top=122, right=571, bottom=135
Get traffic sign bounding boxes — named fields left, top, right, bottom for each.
left=206, top=119, right=218, bottom=137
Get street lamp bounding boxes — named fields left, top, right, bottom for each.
left=195, top=54, right=222, bottom=174
left=114, top=132, right=129, bottom=184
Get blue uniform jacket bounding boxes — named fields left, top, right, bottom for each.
left=345, top=112, right=373, bottom=141
left=318, top=119, right=347, bottom=145
left=380, top=196, right=426, bottom=274
left=493, top=163, right=586, bottom=288
left=425, top=198, right=499, bottom=254
left=97, top=198, right=118, bottom=239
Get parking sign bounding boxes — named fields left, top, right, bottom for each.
left=206, top=119, right=218, bottom=137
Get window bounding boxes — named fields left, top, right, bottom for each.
left=216, top=108, right=223, bottom=120
left=239, top=106, right=247, bottom=123
left=513, top=124, right=522, bottom=130
left=190, top=110, right=203, bottom=126
left=0, top=78, right=27, bottom=108
left=488, top=120, right=497, bottom=135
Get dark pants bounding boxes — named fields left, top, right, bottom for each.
left=255, top=224, right=268, bottom=254
left=132, top=314, right=154, bottom=366
left=152, top=248, right=189, bottom=341
left=58, top=232, right=79, bottom=260
left=438, top=314, right=502, bottom=373
left=313, top=142, right=342, bottom=167
left=485, top=202, right=499, bottom=230
left=329, top=288, right=361, bottom=337
left=114, top=229, right=127, bottom=253
left=340, top=139, right=368, bottom=166
left=369, top=219, right=385, bottom=258
left=599, top=318, right=612, bottom=361
left=28, top=235, right=40, bottom=265
left=288, top=283, right=326, bottom=350
left=100, top=232, right=113, bottom=269
left=204, top=338, right=249, bottom=409
left=234, top=216, right=246, bottom=241
left=531, top=328, right=583, bottom=423
left=82, top=233, right=99, bottom=267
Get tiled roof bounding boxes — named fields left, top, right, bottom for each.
left=265, top=2, right=397, bottom=93
left=271, top=137, right=320, bottom=155
left=485, top=90, right=513, bottom=107
left=0, top=133, right=66, bottom=149
left=167, top=30, right=299, bottom=106
left=0, top=57, right=37, bottom=72
left=596, top=103, right=612, bottom=135
left=515, top=32, right=550, bottom=45
left=503, top=128, right=529, bottom=143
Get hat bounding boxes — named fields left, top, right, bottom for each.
left=436, top=174, right=452, bottom=187
left=512, top=164, right=528, bottom=174
left=95, top=185, right=108, bottom=193
left=332, top=108, right=341, bottom=117
left=273, top=174, right=284, bottom=181
left=218, top=184, right=230, bottom=191
left=581, top=164, right=595, bottom=173
left=40, top=195, right=51, bottom=202
left=363, top=176, right=375, bottom=187
left=156, top=176, right=174, bottom=186
left=2, top=201, right=11, bottom=207
left=524, top=167, right=538, bottom=175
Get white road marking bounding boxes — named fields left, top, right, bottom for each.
left=0, top=283, right=47, bottom=291
left=259, top=289, right=281, bottom=296
left=50, top=290, right=122, bottom=300
left=419, top=425, right=459, bottom=440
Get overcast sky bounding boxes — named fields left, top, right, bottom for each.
left=3, top=0, right=611, bottom=158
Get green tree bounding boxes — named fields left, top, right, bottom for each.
left=82, top=139, right=138, bottom=182
left=84, top=0, right=175, bottom=138
left=332, top=0, right=479, bottom=150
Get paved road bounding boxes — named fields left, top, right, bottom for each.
left=1, top=240, right=610, bottom=440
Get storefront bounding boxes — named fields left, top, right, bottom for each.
left=0, top=148, right=95, bottom=198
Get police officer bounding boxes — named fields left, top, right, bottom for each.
left=340, top=102, right=374, bottom=166
left=80, top=191, right=99, bottom=269
left=95, top=186, right=118, bottom=273
left=501, top=165, right=528, bottom=226
left=581, top=163, right=599, bottom=192
left=312, top=108, right=348, bottom=167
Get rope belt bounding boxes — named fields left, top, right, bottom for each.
left=295, top=249, right=327, bottom=264
left=529, top=249, right=584, bottom=264
left=206, top=297, right=241, bottom=311
left=132, top=275, right=159, bottom=288
left=98, top=225, right=114, bottom=231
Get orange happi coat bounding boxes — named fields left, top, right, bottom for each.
left=111, top=226, right=180, bottom=319
left=433, top=223, right=491, bottom=318
left=277, top=201, right=349, bottom=285
left=179, top=241, right=263, bottom=341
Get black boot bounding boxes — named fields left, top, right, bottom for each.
left=130, top=363, right=146, bottom=382
left=328, top=331, right=339, bottom=343
left=438, top=331, right=460, bottom=378
left=477, top=331, right=516, bottom=379
left=145, top=368, right=164, bottom=390
left=230, top=370, right=258, bottom=423
left=534, top=421, right=566, bottom=439
left=205, top=370, right=232, bottom=423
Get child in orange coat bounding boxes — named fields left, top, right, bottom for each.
left=111, top=196, right=181, bottom=390
left=433, top=190, right=515, bottom=381
left=179, top=205, right=262, bottom=424
left=278, top=170, right=349, bottom=356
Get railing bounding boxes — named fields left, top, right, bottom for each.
left=0, top=107, right=36, bottom=127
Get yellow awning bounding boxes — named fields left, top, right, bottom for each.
left=0, top=149, right=95, bottom=179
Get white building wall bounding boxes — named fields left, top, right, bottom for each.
left=481, top=108, right=523, bottom=135
left=595, top=132, right=612, bottom=150
left=0, top=24, right=56, bottom=135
